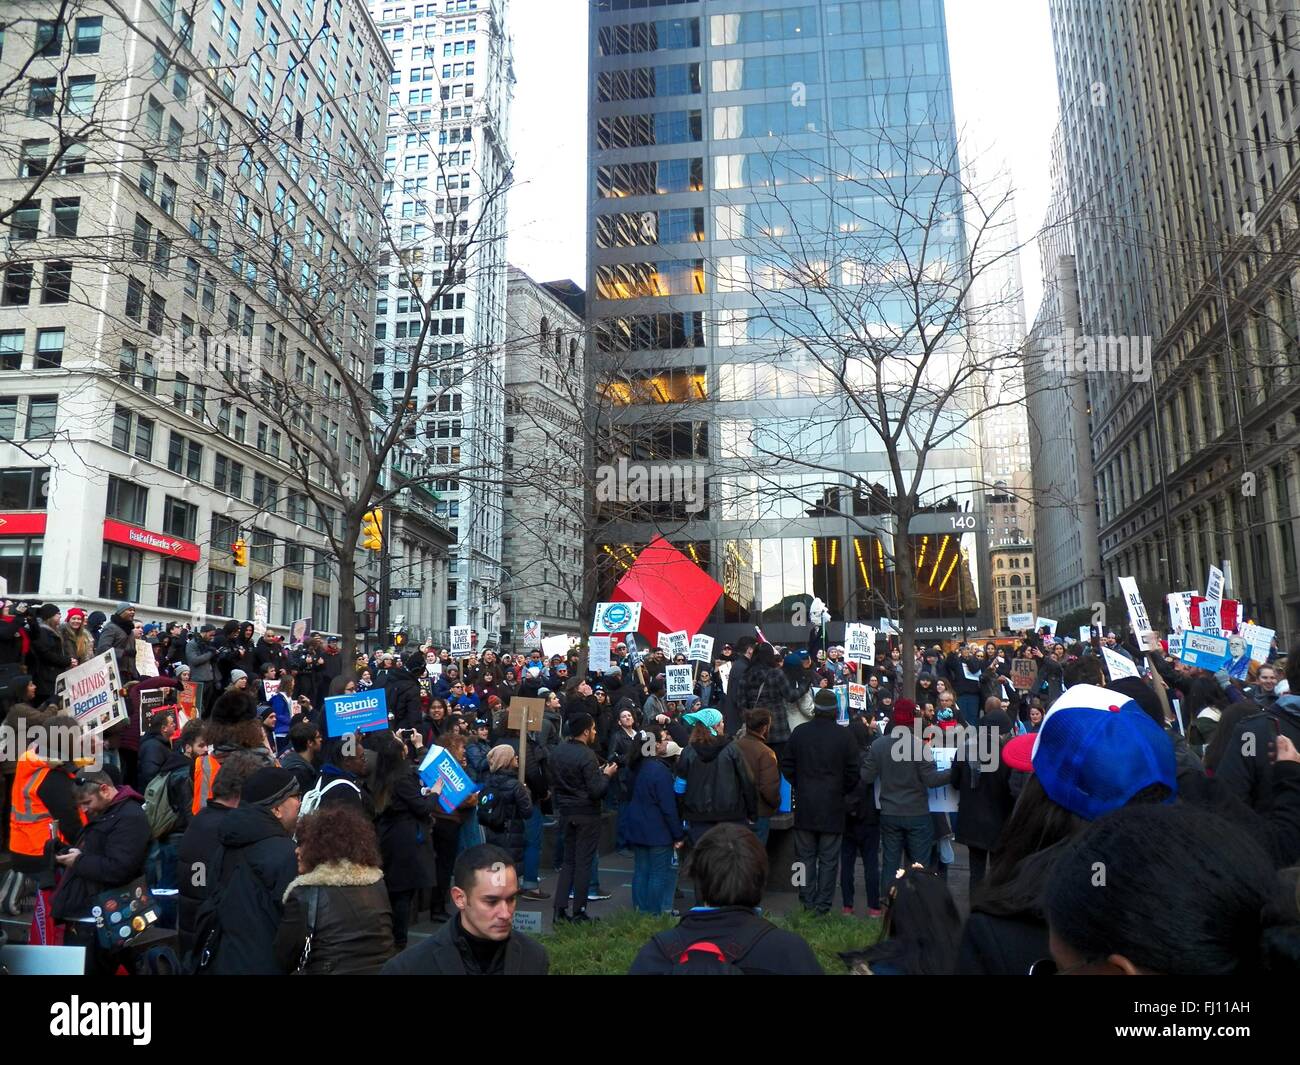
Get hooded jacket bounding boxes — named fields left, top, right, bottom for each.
left=478, top=769, right=534, bottom=864
left=1215, top=694, right=1300, bottom=812
left=622, top=756, right=684, bottom=848
left=204, top=802, right=299, bottom=975
left=273, top=860, right=395, bottom=975
left=29, top=620, right=72, bottom=703
left=381, top=665, right=424, bottom=731
left=860, top=728, right=953, bottom=819
left=176, top=800, right=234, bottom=957
left=94, top=613, right=137, bottom=681
left=675, top=736, right=757, bottom=824
left=51, top=786, right=151, bottom=921
left=186, top=634, right=218, bottom=683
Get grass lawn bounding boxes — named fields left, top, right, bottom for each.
left=539, top=908, right=883, bottom=975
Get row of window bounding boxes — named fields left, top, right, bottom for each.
left=0, top=396, right=58, bottom=440
left=1, top=262, right=73, bottom=307
left=0, top=329, right=65, bottom=371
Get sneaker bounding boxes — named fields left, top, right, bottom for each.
left=867, top=907, right=883, bottom=919
left=586, top=890, right=612, bottom=902
left=570, top=911, right=594, bottom=924
left=520, top=888, right=551, bottom=901
left=841, top=906, right=854, bottom=916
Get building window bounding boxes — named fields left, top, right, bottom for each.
left=162, top=496, right=197, bottom=540
left=2, top=264, right=34, bottom=306
left=158, top=557, right=194, bottom=609
left=206, top=567, right=236, bottom=618
left=41, top=261, right=72, bottom=304
left=34, top=328, right=64, bottom=368
left=74, top=16, right=103, bottom=54
left=312, top=592, right=331, bottom=631
left=100, top=543, right=142, bottom=601
left=0, top=399, right=16, bottom=440
left=0, top=331, right=22, bottom=371
left=0, top=536, right=43, bottom=593
left=25, top=396, right=57, bottom=438
left=281, top=584, right=303, bottom=626
left=249, top=530, right=274, bottom=565
left=0, top=467, right=48, bottom=509
left=105, top=476, right=148, bottom=524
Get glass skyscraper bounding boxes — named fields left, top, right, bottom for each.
left=588, top=0, right=991, bottom=643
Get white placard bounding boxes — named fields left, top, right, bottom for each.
left=1117, top=576, right=1154, bottom=646
left=927, top=748, right=958, bottom=813
left=263, top=677, right=282, bottom=699
left=1101, top=646, right=1139, bottom=680
left=844, top=623, right=875, bottom=663
left=1034, top=617, right=1058, bottom=636
left=55, top=650, right=127, bottom=737
left=592, top=601, right=641, bottom=634
left=1166, top=591, right=1196, bottom=633
left=135, top=639, right=159, bottom=678
left=878, top=618, right=898, bottom=635
left=541, top=634, right=574, bottom=660
left=1167, top=632, right=1182, bottom=660
left=588, top=634, right=612, bottom=674
left=688, top=633, right=714, bottom=663
left=1239, top=622, right=1275, bottom=665
left=253, top=593, right=269, bottom=637
left=658, top=630, right=689, bottom=658
left=1206, top=566, right=1224, bottom=604
left=1198, top=602, right=1222, bottom=636
left=665, top=664, right=693, bottom=700
left=449, top=625, right=474, bottom=657
left=1078, top=625, right=1092, bottom=644
left=1007, top=612, right=1035, bottom=631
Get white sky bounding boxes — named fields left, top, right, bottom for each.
left=505, top=0, right=1060, bottom=319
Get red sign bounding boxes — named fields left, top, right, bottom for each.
left=0, top=512, right=48, bottom=536
left=102, top=518, right=200, bottom=562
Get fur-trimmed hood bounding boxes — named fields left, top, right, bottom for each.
left=283, top=860, right=385, bottom=903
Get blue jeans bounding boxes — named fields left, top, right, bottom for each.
left=631, top=845, right=676, bottom=914
left=957, top=693, right=980, bottom=727
left=522, top=805, right=542, bottom=889
left=146, top=838, right=179, bottom=927
left=878, top=814, right=934, bottom=902
left=457, top=808, right=484, bottom=854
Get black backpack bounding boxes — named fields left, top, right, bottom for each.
left=653, top=920, right=775, bottom=974
left=477, top=782, right=510, bottom=832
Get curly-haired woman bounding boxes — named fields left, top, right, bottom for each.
left=274, top=804, right=395, bottom=974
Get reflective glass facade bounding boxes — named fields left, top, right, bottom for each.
left=589, top=0, right=991, bottom=641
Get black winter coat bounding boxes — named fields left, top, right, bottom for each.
left=479, top=769, right=533, bottom=864
left=176, top=801, right=234, bottom=958
left=720, top=656, right=750, bottom=735
left=137, top=733, right=172, bottom=793
left=375, top=766, right=438, bottom=893
left=273, top=861, right=395, bottom=974
left=951, top=754, right=1015, bottom=851
left=780, top=715, right=860, bottom=833
left=51, top=788, right=151, bottom=921
left=957, top=840, right=1064, bottom=975
left=549, top=739, right=611, bottom=815
left=382, top=666, right=424, bottom=731
left=204, top=803, right=299, bottom=975
left=675, top=737, right=757, bottom=824
left=252, top=637, right=288, bottom=676
left=29, top=622, right=72, bottom=703
left=380, top=913, right=549, bottom=975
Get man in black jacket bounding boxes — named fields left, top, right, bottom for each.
left=550, top=712, right=618, bottom=924
left=202, top=766, right=300, bottom=974
left=629, top=823, right=823, bottom=974
left=279, top=721, right=322, bottom=793
left=382, top=652, right=426, bottom=731
left=52, top=768, right=151, bottom=974
left=381, top=844, right=549, bottom=975
left=781, top=689, right=861, bottom=915
left=720, top=636, right=755, bottom=735
left=175, top=750, right=262, bottom=959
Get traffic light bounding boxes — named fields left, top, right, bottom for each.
left=361, top=508, right=384, bottom=551
left=231, top=537, right=248, bottom=567
left=393, top=630, right=406, bottom=648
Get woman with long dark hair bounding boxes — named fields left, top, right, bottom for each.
left=847, top=867, right=962, bottom=975
left=371, top=730, right=437, bottom=950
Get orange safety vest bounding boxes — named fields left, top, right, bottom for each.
left=9, top=752, right=77, bottom=858
left=192, top=753, right=220, bottom=815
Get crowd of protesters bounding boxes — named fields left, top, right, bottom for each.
left=3, top=594, right=1300, bottom=976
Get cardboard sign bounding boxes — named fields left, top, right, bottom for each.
left=253, top=594, right=269, bottom=638
left=507, top=696, right=546, bottom=732
left=665, top=664, right=693, bottom=700
left=1177, top=629, right=1231, bottom=672
left=138, top=687, right=172, bottom=734
left=1007, top=612, right=1034, bottom=631
left=1101, top=646, right=1139, bottom=680
left=927, top=748, right=958, bottom=813
left=449, top=626, right=474, bottom=657
left=1035, top=617, right=1057, bottom=636
left=541, top=634, right=573, bottom=660
left=418, top=745, right=479, bottom=813
left=592, top=601, right=641, bottom=634
left=1206, top=565, right=1224, bottom=604
left=134, top=640, right=159, bottom=678
left=522, top=619, right=541, bottom=649
left=1166, top=632, right=1183, bottom=660
left=263, top=678, right=281, bottom=700
left=588, top=634, right=612, bottom=674
left=847, top=683, right=867, bottom=710
left=844, top=623, right=875, bottom=663
left=1239, top=622, right=1275, bottom=665
left=1010, top=658, right=1037, bottom=691
left=658, top=630, right=689, bottom=658
left=322, top=688, right=389, bottom=737
left=688, top=633, right=714, bottom=663
left=56, top=651, right=127, bottom=737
